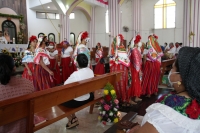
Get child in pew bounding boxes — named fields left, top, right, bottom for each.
left=61, top=54, right=94, bottom=129
left=0, top=54, right=35, bottom=133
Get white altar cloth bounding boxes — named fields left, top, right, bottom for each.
left=0, top=44, right=27, bottom=53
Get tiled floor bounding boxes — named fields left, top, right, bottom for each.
left=35, top=107, right=140, bottom=133
left=35, top=87, right=172, bottom=133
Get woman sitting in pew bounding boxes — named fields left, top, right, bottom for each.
left=62, top=53, right=94, bottom=129
left=128, top=47, right=200, bottom=133
left=0, top=54, right=35, bottom=133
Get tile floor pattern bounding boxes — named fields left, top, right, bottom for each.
left=35, top=107, right=143, bottom=133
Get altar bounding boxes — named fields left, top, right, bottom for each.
left=0, top=44, right=27, bottom=52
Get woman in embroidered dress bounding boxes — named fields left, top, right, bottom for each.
left=22, top=35, right=37, bottom=81
left=73, top=31, right=91, bottom=69
left=47, top=42, right=62, bottom=85
left=128, top=35, right=143, bottom=105
left=141, top=34, right=163, bottom=97
left=33, top=40, right=55, bottom=91
left=109, top=34, right=130, bottom=104
left=128, top=47, right=200, bottom=133
left=61, top=40, right=76, bottom=81
left=94, top=42, right=105, bottom=75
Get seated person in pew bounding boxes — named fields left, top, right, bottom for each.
left=61, top=54, right=94, bottom=129
left=162, top=42, right=176, bottom=60
left=0, top=54, right=35, bottom=133
left=128, top=47, right=200, bottom=133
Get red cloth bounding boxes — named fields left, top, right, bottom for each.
left=110, top=63, right=129, bottom=102
left=22, top=63, right=34, bottom=81
left=94, top=58, right=105, bottom=75
left=141, top=60, right=161, bottom=95
left=49, top=58, right=62, bottom=85
left=128, top=64, right=142, bottom=98
left=33, top=65, right=55, bottom=91
left=61, top=57, right=77, bottom=82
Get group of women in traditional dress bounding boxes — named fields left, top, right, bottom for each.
left=21, top=31, right=162, bottom=107
left=109, top=33, right=163, bottom=106
left=21, top=31, right=101, bottom=91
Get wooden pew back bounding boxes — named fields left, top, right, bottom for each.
left=0, top=71, right=122, bottom=132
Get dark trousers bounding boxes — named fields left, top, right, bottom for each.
left=61, top=92, right=94, bottom=108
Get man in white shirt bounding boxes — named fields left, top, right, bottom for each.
left=62, top=54, right=94, bottom=129
left=166, top=43, right=176, bottom=56
left=0, top=31, right=7, bottom=44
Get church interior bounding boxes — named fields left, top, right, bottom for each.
left=0, top=0, right=200, bottom=133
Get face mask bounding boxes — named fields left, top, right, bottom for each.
left=138, top=42, right=142, bottom=47
left=168, top=71, right=180, bottom=86
left=48, top=46, right=54, bottom=49
left=85, top=38, right=90, bottom=43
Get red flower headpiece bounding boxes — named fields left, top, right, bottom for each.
left=153, top=34, right=158, bottom=39
left=81, top=31, right=89, bottom=40
left=118, top=34, right=124, bottom=42
left=97, top=42, right=101, bottom=46
left=29, top=35, right=37, bottom=42
left=134, top=35, right=141, bottom=44
left=49, top=42, right=55, bottom=46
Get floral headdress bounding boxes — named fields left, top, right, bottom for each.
left=134, top=35, right=141, bottom=44
left=29, top=35, right=37, bottom=42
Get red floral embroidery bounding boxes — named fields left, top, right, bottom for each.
left=105, top=95, right=111, bottom=102
left=186, top=99, right=200, bottom=119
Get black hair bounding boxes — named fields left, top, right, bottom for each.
left=0, top=54, right=15, bottom=85
left=27, top=41, right=31, bottom=49
left=39, top=40, right=45, bottom=47
left=174, top=59, right=180, bottom=72
left=0, top=31, right=2, bottom=33
left=77, top=54, right=88, bottom=68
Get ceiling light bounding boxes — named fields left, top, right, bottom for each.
left=47, top=6, right=50, bottom=8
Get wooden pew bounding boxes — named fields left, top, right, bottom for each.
left=0, top=71, right=122, bottom=133
left=159, top=59, right=176, bottom=85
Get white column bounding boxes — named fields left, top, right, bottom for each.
left=132, top=0, right=141, bottom=37
left=89, top=6, right=95, bottom=50
left=59, top=14, right=70, bottom=42
left=108, top=0, right=121, bottom=46
left=183, top=0, right=200, bottom=47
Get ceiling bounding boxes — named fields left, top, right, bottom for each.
left=29, top=0, right=107, bottom=13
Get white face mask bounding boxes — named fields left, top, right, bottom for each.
left=48, top=46, right=54, bottom=49
left=138, top=42, right=142, bottom=47
left=168, top=71, right=180, bottom=86
left=85, top=38, right=90, bottom=43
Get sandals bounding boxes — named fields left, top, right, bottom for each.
left=66, top=116, right=79, bottom=129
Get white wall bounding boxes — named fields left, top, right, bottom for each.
left=94, top=6, right=109, bottom=47
left=26, top=0, right=60, bottom=43
left=121, top=0, right=133, bottom=43
left=141, top=0, right=184, bottom=45
left=69, top=9, right=89, bottom=41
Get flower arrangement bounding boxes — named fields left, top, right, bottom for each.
left=98, top=83, right=120, bottom=125
left=17, top=32, right=24, bottom=44
left=1, top=48, right=12, bottom=56
left=1, top=48, right=23, bottom=67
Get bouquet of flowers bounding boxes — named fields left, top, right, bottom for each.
left=98, top=83, right=120, bottom=125
left=1, top=49, right=12, bottom=56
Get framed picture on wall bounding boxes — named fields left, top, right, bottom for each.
left=48, top=33, right=55, bottom=42
left=38, top=33, right=45, bottom=39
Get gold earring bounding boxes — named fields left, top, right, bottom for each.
left=177, top=81, right=181, bottom=87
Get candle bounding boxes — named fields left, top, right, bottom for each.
left=13, top=38, right=15, bottom=44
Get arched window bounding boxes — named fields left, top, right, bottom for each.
left=2, top=20, right=17, bottom=43
left=154, top=0, right=176, bottom=29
